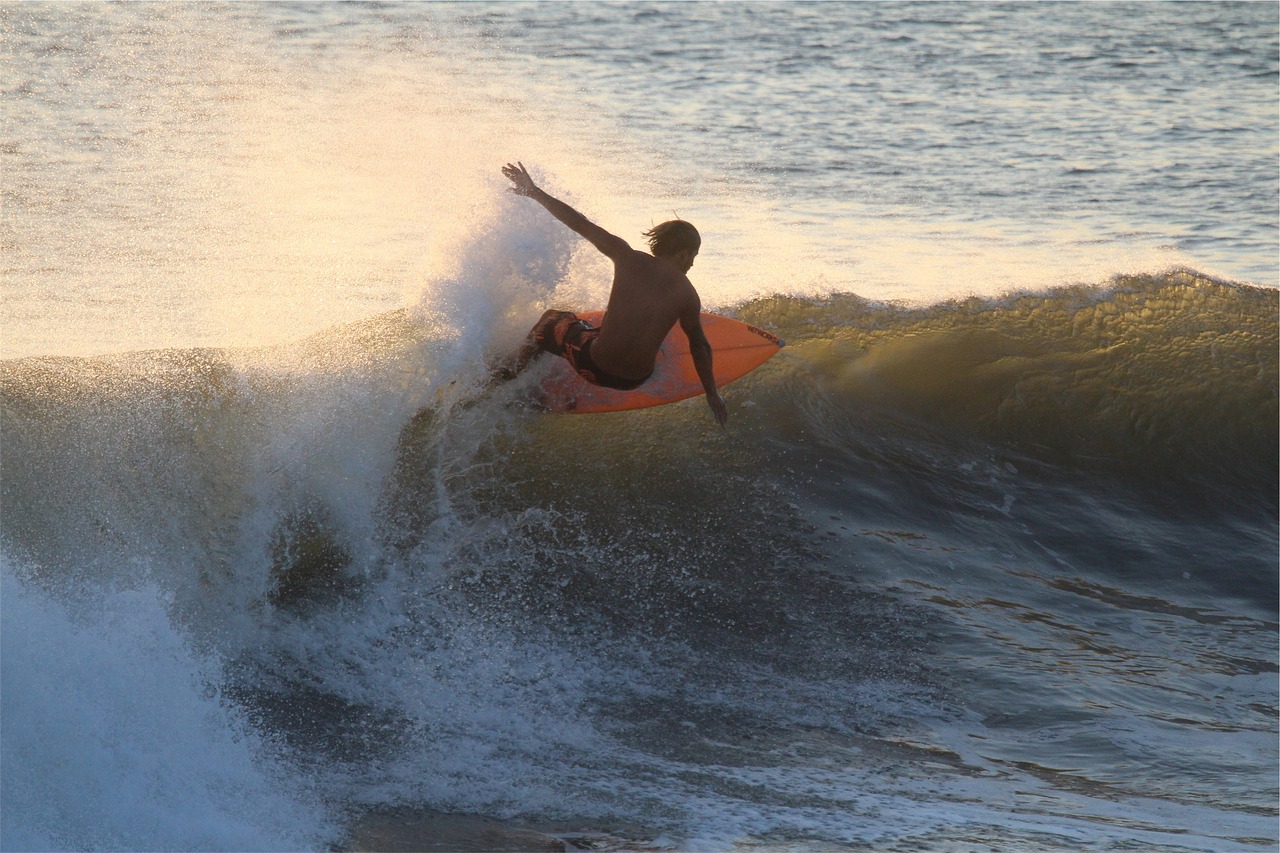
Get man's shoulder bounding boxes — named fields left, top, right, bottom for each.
left=616, top=244, right=654, bottom=263
left=615, top=248, right=677, bottom=280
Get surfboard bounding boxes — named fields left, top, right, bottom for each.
left=537, top=312, right=784, bottom=414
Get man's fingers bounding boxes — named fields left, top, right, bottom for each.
left=502, top=162, right=533, bottom=188
left=503, top=162, right=534, bottom=197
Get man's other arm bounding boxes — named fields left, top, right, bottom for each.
left=679, top=298, right=728, bottom=427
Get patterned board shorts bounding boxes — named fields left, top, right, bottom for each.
left=533, top=310, right=650, bottom=391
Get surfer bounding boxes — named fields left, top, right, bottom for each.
left=496, top=162, right=729, bottom=426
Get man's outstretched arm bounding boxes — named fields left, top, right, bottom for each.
left=502, top=162, right=630, bottom=260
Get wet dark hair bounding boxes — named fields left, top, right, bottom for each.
left=642, top=219, right=700, bottom=257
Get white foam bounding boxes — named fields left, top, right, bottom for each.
left=0, top=560, right=334, bottom=851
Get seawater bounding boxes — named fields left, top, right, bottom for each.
left=2, top=3, right=1276, bottom=851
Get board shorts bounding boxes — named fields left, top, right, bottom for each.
left=533, top=310, right=652, bottom=391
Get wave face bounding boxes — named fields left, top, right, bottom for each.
left=3, top=270, right=1276, bottom=850
left=738, top=270, right=1278, bottom=517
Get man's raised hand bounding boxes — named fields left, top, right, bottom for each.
left=502, top=162, right=537, bottom=196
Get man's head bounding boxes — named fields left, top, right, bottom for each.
left=643, top=220, right=700, bottom=271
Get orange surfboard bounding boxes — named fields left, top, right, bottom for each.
left=537, top=312, right=784, bottom=414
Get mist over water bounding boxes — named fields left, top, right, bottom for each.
left=2, top=3, right=1277, bottom=851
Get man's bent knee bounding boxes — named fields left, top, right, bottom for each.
left=533, top=309, right=580, bottom=356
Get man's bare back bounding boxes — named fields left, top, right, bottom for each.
left=589, top=245, right=698, bottom=381
left=499, top=162, right=727, bottom=425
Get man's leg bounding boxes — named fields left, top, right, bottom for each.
left=491, top=309, right=568, bottom=383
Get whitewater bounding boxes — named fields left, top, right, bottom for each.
left=2, top=3, right=1276, bottom=851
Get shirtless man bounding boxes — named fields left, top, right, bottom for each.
left=498, top=162, right=728, bottom=426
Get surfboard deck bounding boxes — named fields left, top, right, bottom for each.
left=536, top=312, right=784, bottom=414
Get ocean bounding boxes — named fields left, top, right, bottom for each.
left=1, top=2, right=1276, bottom=851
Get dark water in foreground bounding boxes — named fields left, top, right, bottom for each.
left=3, top=271, right=1276, bottom=850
